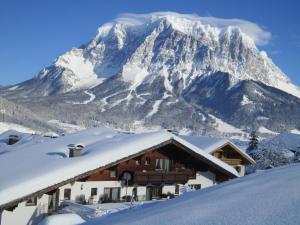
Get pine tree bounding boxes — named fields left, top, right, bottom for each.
left=247, top=131, right=259, bottom=156
left=294, top=145, right=300, bottom=163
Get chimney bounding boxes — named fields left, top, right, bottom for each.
left=68, top=144, right=84, bottom=158
left=8, top=135, right=20, bottom=145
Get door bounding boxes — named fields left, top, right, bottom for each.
left=146, top=186, right=153, bottom=201
left=152, top=186, right=162, bottom=199
left=103, top=187, right=120, bottom=202
left=48, top=189, right=59, bottom=213
left=146, top=186, right=162, bottom=200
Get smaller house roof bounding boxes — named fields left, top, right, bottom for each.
left=180, top=135, right=255, bottom=164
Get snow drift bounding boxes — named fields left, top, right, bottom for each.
left=83, top=164, right=300, bottom=225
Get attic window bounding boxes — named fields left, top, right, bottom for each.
left=235, top=166, right=241, bottom=173
left=155, top=159, right=170, bottom=171
left=110, top=168, right=117, bottom=178
left=26, top=197, right=37, bottom=206
left=135, top=157, right=141, bottom=165
left=145, top=157, right=150, bottom=165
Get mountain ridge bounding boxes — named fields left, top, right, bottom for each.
left=1, top=12, right=300, bottom=135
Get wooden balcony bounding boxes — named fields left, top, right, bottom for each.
left=134, top=171, right=193, bottom=185
left=220, top=158, right=242, bottom=165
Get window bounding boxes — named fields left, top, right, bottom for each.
left=91, top=188, right=97, bottom=197
left=189, top=184, right=201, bottom=190
left=145, top=157, right=151, bottom=165
left=64, top=188, right=71, bottom=200
left=193, top=184, right=201, bottom=190
left=26, top=197, right=37, bottom=206
left=110, top=168, right=117, bottom=178
left=235, top=166, right=241, bottom=173
left=135, top=158, right=141, bottom=165
left=213, top=152, right=222, bottom=158
left=103, top=187, right=120, bottom=202
left=155, top=159, right=170, bottom=171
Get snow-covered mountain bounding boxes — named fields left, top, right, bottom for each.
left=1, top=12, right=300, bottom=135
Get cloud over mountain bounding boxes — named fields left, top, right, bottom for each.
left=114, top=12, right=272, bottom=45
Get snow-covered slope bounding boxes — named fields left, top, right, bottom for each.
left=83, top=164, right=300, bottom=225
left=0, top=96, right=60, bottom=134
left=259, top=132, right=300, bottom=152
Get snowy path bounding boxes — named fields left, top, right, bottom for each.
left=73, top=90, right=96, bottom=105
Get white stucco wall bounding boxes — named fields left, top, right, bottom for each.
left=59, top=181, right=122, bottom=204
left=162, top=185, right=176, bottom=195
left=58, top=171, right=217, bottom=205
left=187, top=171, right=216, bottom=189
left=236, top=165, right=245, bottom=176
left=1, top=194, right=49, bottom=225
left=136, top=186, right=147, bottom=201
left=59, top=181, right=150, bottom=203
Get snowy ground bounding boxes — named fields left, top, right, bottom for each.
left=0, top=122, right=35, bottom=134
left=48, top=120, right=85, bottom=133
left=80, top=164, right=300, bottom=225
left=39, top=213, right=85, bottom=225
left=59, top=201, right=159, bottom=221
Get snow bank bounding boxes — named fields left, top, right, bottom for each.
left=258, top=126, right=279, bottom=135
left=38, top=213, right=85, bottom=225
left=0, top=122, right=35, bottom=134
left=83, top=164, right=300, bottom=225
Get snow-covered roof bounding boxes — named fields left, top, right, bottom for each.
left=0, top=128, right=238, bottom=208
left=181, top=135, right=255, bottom=164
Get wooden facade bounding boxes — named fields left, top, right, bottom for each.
left=211, top=144, right=253, bottom=166
left=84, top=144, right=197, bottom=185
left=84, top=143, right=232, bottom=186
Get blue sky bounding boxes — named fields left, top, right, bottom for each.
left=0, top=0, right=299, bottom=85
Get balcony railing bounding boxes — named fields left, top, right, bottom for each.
left=134, top=171, right=193, bottom=184
left=220, top=158, right=242, bottom=165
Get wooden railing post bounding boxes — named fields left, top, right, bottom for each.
left=0, top=209, right=3, bottom=225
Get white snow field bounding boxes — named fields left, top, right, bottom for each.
left=59, top=201, right=158, bottom=221
left=82, top=164, right=300, bottom=225
left=0, top=122, right=35, bottom=134
left=38, top=213, right=85, bottom=225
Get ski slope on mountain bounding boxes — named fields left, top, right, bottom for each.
left=84, top=164, right=300, bottom=225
